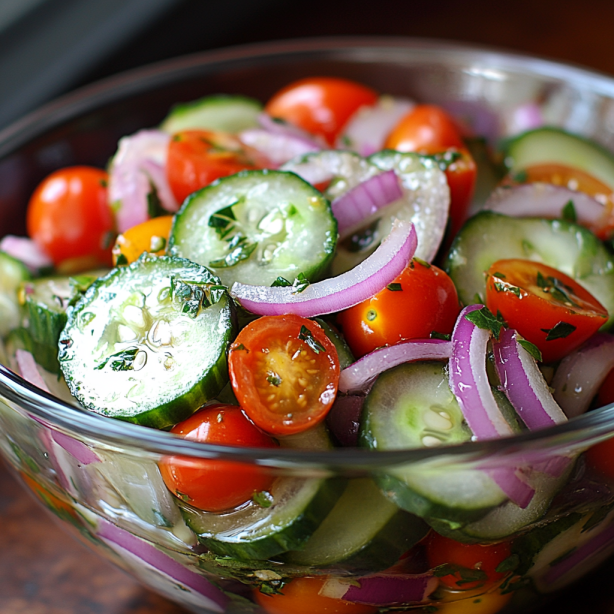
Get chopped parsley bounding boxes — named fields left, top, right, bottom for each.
left=298, top=325, right=326, bottom=354
left=146, top=180, right=166, bottom=218
left=252, top=491, right=274, bottom=508
left=95, top=347, right=139, bottom=371
left=271, top=276, right=292, bottom=287
left=464, top=306, right=505, bottom=340
left=266, top=373, right=282, bottom=387
left=518, top=339, right=543, bottom=362
left=430, top=331, right=451, bottom=341
left=536, top=271, right=579, bottom=307
left=387, top=282, right=403, bottom=291
left=562, top=199, right=577, bottom=223
left=541, top=321, right=576, bottom=341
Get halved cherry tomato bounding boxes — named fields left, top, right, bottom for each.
left=336, top=260, right=460, bottom=358
left=228, top=315, right=340, bottom=436
left=167, top=130, right=261, bottom=204
left=501, top=162, right=614, bottom=240
left=485, top=259, right=608, bottom=363
left=26, top=166, right=114, bottom=270
left=384, top=105, right=476, bottom=237
left=426, top=531, right=512, bottom=591
left=265, top=77, right=378, bottom=146
left=112, top=215, right=174, bottom=265
left=254, top=577, right=378, bottom=614
left=159, top=404, right=278, bottom=512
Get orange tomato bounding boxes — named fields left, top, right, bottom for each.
left=112, top=215, right=174, bottom=265
left=265, top=77, right=378, bottom=146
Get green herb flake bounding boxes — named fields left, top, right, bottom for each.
left=541, top=321, right=577, bottom=341
left=562, top=199, right=577, bottom=223
left=387, top=282, right=403, bottom=292
left=252, top=491, right=274, bottom=508
left=298, top=325, right=326, bottom=354
left=413, top=257, right=431, bottom=268
left=115, top=253, right=128, bottom=266
left=432, top=563, right=488, bottom=586
left=464, top=306, right=504, bottom=340
left=493, top=271, right=506, bottom=279
left=496, top=553, right=520, bottom=574
left=146, top=180, right=166, bottom=218
left=536, top=271, right=580, bottom=308
left=291, top=273, right=310, bottom=294
left=233, top=343, right=249, bottom=353
left=208, top=203, right=238, bottom=236
left=430, top=331, right=451, bottom=341
left=95, top=347, right=139, bottom=371
left=513, top=169, right=528, bottom=183
left=209, top=234, right=258, bottom=268
left=266, top=373, right=282, bottom=387
left=271, top=276, right=292, bottom=287
left=518, top=339, right=543, bottom=362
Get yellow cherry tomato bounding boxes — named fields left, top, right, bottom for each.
left=112, top=215, right=174, bottom=265
left=432, top=590, right=512, bottom=614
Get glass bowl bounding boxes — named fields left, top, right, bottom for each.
left=2, top=37, right=614, bottom=614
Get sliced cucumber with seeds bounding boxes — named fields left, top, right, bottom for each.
left=59, top=255, right=235, bottom=429
left=168, top=170, right=337, bottom=287
left=502, top=127, right=614, bottom=189
left=360, top=362, right=507, bottom=524
left=181, top=477, right=346, bottom=560
left=0, top=251, right=31, bottom=337
left=283, top=477, right=428, bottom=572
left=160, top=95, right=262, bottom=134
left=444, top=211, right=614, bottom=327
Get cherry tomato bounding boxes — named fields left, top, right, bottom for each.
left=431, top=589, right=512, bottom=614
left=228, top=315, right=340, bottom=436
left=26, top=166, right=114, bottom=269
left=384, top=105, right=465, bottom=154
left=167, top=130, right=260, bottom=204
left=254, top=577, right=378, bottom=614
left=265, top=77, right=378, bottom=146
left=485, top=259, right=608, bottom=363
left=440, top=149, right=478, bottom=237
left=426, top=532, right=512, bottom=591
left=112, top=215, right=174, bottom=265
left=336, top=260, right=460, bottom=358
left=501, top=162, right=614, bottom=240
left=159, top=404, right=278, bottom=512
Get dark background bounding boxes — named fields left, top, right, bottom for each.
left=2, top=1, right=614, bottom=612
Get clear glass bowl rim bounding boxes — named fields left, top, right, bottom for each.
left=2, top=35, right=614, bottom=469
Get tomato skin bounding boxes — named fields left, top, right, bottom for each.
left=112, top=215, right=174, bottom=265
left=442, top=149, right=477, bottom=238
left=159, top=404, right=278, bottom=512
left=254, top=577, right=378, bottom=614
left=228, top=315, right=340, bottom=436
left=265, top=77, right=378, bottom=146
left=26, top=166, right=114, bottom=269
left=167, top=130, right=260, bottom=204
left=485, top=259, right=608, bottom=363
left=585, top=369, right=614, bottom=478
left=336, top=260, right=460, bottom=358
left=426, top=532, right=511, bottom=591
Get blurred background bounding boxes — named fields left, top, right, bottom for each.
left=2, top=1, right=614, bottom=613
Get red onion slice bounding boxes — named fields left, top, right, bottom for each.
left=0, top=235, right=52, bottom=271
left=319, top=573, right=437, bottom=606
left=484, top=183, right=606, bottom=231
left=109, top=130, right=178, bottom=233
left=97, top=518, right=227, bottom=612
left=494, top=329, right=568, bottom=429
left=552, top=333, right=614, bottom=418
left=15, top=349, right=48, bottom=392
left=336, top=96, right=415, bottom=156
left=332, top=170, right=403, bottom=239
left=339, top=339, right=452, bottom=393
left=258, top=112, right=326, bottom=148
left=239, top=128, right=321, bottom=166
left=230, top=219, right=417, bottom=317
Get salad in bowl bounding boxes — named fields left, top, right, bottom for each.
left=2, top=38, right=614, bottom=614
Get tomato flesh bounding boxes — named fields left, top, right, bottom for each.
left=426, top=531, right=511, bottom=591
left=167, top=130, right=261, bottom=204
left=26, top=166, right=114, bottom=269
left=485, top=259, right=608, bottom=363
left=159, top=404, right=278, bottom=512
left=254, top=577, right=378, bottom=614
left=228, top=315, right=340, bottom=436
left=337, top=260, right=460, bottom=358
left=112, top=214, right=174, bottom=265
left=265, top=77, right=378, bottom=146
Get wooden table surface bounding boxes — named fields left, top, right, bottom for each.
left=3, top=1, right=614, bottom=612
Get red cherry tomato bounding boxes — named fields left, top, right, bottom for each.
left=26, top=166, right=114, bottom=269
left=265, top=77, right=378, bottom=146
left=426, top=531, right=511, bottom=590
left=254, top=576, right=378, bottom=614
left=228, top=315, right=340, bottom=436
left=485, top=259, right=608, bottom=363
left=167, top=130, right=261, bottom=204
left=336, top=260, right=460, bottom=358
left=159, top=404, right=278, bottom=512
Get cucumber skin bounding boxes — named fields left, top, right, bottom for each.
left=182, top=478, right=347, bottom=561
left=6, top=327, right=61, bottom=375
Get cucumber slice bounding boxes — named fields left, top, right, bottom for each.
left=502, top=127, right=614, bottom=189
left=360, top=362, right=507, bottom=524
left=0, top=251, right=31, bottom=337
left=58, top=255, right=235, bottom=428
left=5, top=327, right=62, bottom=375
left=445, top=211, right=614, bottom=327
left=283, top=477, right=428, bottom=571
left=168, top=170, right=337, bottom=287
left=181, top=477, right=346, bottom=560
left=160, top=95, right=262, bottom=134
left=315, top=318, right=354, bottom=369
